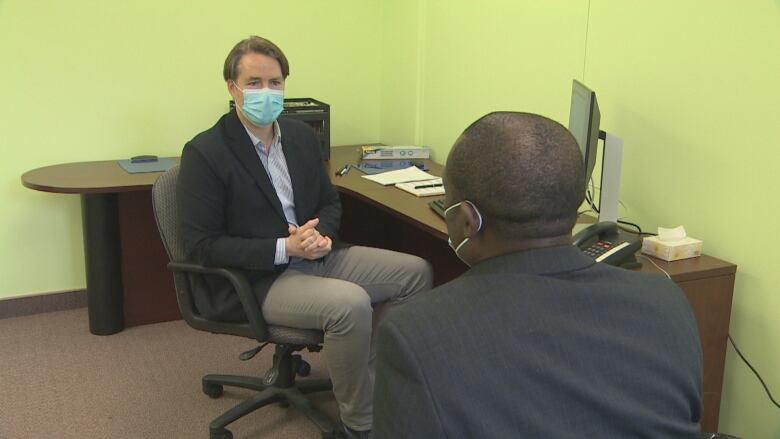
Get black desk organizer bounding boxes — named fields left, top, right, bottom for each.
left=229, top=98, right=331, bottom=160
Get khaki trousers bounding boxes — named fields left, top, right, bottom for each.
left=261, top=246, right=433, bottom=431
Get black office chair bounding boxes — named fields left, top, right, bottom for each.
left=152, top=166, right=335, bottom=439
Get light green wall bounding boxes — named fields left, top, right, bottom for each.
left=378, top=0, right=590, bottom=162
left=584, top=2, right=780, bottom=438
left=379, top=0, right=422, bottom=144
left=418, top=0, right=590, bottom=162
left=2, top=0, right=777, bottom=436
left=0, top=0, right=382, bottom=296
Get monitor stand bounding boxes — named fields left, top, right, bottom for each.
left=572, top=132, right=623, bottom=236
left=598, top=132, right=624, bottom=223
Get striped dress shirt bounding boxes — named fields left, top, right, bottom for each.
left=244, top=122, right=297, bottom=265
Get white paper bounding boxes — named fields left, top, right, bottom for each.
left=361, top=166, right=439, bottom=185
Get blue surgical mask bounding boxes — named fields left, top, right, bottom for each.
left=234, top=82, right=284, bottom=126
left=444, top=200, right=483, bottom=266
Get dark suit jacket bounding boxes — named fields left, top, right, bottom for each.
left=374, top=245, right=702, bottom=439
left=176, top=110, right=341, bottom=322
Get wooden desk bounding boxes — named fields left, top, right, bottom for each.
left=22, top=159, right=181, bottom=335
left=22, top=146, right=734, bottom=431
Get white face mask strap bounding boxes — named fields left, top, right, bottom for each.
left=454, top=237, right=470, bottom=254
left=443, top=201, right=461, bottom=216
left=444, top=200, right=483, bottom=233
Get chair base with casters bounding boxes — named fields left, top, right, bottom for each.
left=205, top=344, right=335, bottom=439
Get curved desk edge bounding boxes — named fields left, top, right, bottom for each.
left=22, top=159, right=180, bottom=194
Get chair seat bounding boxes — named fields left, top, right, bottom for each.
left=195, top=318, right=323, bottom=346
left=267, top=325, right=324, bottom=346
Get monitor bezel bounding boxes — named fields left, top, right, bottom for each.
left=569, top=79, right=601, bottom=191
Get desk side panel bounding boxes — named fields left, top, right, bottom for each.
left=118, top=191, right=181, bottom=326
left=677, top=273, right=735, bottom=432
left=339, top=193, right=467, bottom=286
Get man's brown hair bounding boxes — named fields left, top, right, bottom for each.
left=223, top=36, right=290, bottom=81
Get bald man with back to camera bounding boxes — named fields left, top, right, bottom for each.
left=372, top=112, right=703, bottom=438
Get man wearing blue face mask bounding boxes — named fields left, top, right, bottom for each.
left=373, top=112, right=703, bottom=438
left=177, top=36, right=432, bottom=439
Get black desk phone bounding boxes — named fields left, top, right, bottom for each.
left=573, top=221, right=642, bottom=268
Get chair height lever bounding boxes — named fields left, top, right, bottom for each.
left=239, top=342, right=268, bottom=361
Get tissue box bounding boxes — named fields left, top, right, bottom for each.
left=641, top=236, right=703, bottom=262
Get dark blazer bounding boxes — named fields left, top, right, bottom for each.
left=373, top=245, right=703, bottom=439
left=176, top=110, right=341, bottom=322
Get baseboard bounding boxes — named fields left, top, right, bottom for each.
left=0, top=289, right=87, bottom=320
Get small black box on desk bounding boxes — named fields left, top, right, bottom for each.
left=282, top=98, right=330, bottom=160
left=229, top=98, right=331, bottom=160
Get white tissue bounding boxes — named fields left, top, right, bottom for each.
left=658, top=225, right=687, bottom=242
left=644, top=226, right=702, bottom=261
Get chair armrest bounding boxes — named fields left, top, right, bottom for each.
left=168, top=261, right=269, bottom=341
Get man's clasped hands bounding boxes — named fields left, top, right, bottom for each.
left=285, top=218, right=332, bottom=260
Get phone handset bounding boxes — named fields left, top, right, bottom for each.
left=573, top=221, right=642, bottom=267
left=572, top=222, right=618, bottom=248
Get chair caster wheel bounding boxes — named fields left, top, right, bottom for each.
left=210, top=427, right=233, bottom=439
left=292, top=354, right=311, bottom=377
left=298, top=360, right=311, bottom=376
left=203, top=382, right=224, bottom=399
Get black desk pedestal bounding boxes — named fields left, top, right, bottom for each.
left=81, top=193, right=124, bottom=335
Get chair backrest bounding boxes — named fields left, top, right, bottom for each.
left=151, top=166, right=324, bottom=345
left=151, top=166, right=186, bottom=262
left=152, top=166, right=264, bottom=338
left=151, top=166, right=205, bottom=329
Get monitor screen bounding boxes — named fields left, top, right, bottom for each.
left=568, top=79, right=600, bottom=189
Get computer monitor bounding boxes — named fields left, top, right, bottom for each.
left=568, top=79, right=600, bottom=190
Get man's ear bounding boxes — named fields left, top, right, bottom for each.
left=227, top=81, right=242, bottom=108
left=459, top=202, right=481, bottom=238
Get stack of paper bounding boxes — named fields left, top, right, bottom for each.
left=361, top=166, right=439, bottom=186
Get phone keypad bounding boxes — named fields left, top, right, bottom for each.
left=584, top=240, right=614, bottom=258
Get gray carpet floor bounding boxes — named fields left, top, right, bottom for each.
left=0, top=308, right=338, bottom=439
